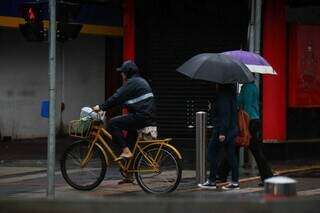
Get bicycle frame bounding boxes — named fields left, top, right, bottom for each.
left=80, top=123, right=181, bottom=174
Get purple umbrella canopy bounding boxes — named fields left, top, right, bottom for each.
left=222, top=50, right=277, bottom=75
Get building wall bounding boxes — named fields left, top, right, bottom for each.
left=0, top=28, right=105, bottom=139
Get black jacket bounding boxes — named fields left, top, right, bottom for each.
left=211, top=89, right=238, bottom=137
left=99, top=74, right=156, bottom=125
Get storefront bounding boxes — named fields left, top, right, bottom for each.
left=130, top=0, right=320, bottom=159
left=1, top=0, right=320, bottom=160
left=262, top=0, right=320, bottom=143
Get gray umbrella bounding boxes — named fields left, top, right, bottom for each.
left=176, top=53, right=254, bottom=84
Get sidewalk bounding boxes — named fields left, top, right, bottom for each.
left=1, top=140, right=320, bottom=191
left=1, top=162, right=320, bottom=197
left=1, top=137, right=320, bottom=197
left=1, top=164, right=320, bottom=213
left=1, top=138, right=320, bottom=213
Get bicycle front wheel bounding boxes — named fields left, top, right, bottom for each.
left=135, top=145, right=182, bottom=194
left=60, top=140, right=107, bottom=190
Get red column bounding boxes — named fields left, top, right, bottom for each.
left=122, top=0, right=135, bottom=127
left=123, top=0, right=135, bottom=61
left=262, top=0, right=287, bottom=141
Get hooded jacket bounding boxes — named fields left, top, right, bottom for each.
left=211, top=85, right=239, bottom=137
left=99, top=74, right=156, bottom=125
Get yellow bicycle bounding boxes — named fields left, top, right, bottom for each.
left=60, top=116, right=182, bottom=194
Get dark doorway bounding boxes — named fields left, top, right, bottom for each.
left=136, top=0, right=250, bottom=149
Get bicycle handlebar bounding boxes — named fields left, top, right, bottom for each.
left=91, top=109, right=106, bottom=121
left=99, top=111, right=106, bottom=120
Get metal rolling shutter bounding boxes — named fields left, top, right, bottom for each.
left=136, top=0, right=249, bottom=146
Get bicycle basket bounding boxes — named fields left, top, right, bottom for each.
left=69, top=119, right=93, bottom=138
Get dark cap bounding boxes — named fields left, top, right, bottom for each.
left=116, top=60, right=138, bottom=73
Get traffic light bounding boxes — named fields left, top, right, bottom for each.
left=21, top=2, right=43, bottom=23
left=56, top=1, right=83, bottom=42
left=19, top=22, right=46, bottom=42
left=57, top=1, right=81, bottom=23
left=57, top=22, right=82, bottom=42
left=19, top=2, right=46, bottom=42
left=19, top=1, right=83, bottom=42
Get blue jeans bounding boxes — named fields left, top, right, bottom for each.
left=208, top=131, right=239, bottom=183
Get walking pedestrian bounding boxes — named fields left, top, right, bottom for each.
left=238, top=81, right=273, bottom=186
left=198, top=84, right=240, bottom=190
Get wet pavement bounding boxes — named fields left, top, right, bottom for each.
left=1, top=164, right=320, bottom=213
left=1, top=138, right=320, bottom=212
left=1, top=158, right=320, bottom=199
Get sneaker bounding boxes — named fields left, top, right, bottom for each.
left=222, top=183, right=240, bottom=190
left=198, top=180, right=217, bottom=189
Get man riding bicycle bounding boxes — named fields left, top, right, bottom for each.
left=93, top=60, right=157, bottom=162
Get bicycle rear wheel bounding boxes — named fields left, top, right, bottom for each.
left=135, top=145, right=182, bottom=194
left=60, top=140, right=107, bottom=190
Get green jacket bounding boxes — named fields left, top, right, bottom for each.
left=237, top=82, right=260, bottom=120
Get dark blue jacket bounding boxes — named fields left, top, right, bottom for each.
left=99, top=74, right=156, bottom=125
left=211, top=87, right=238, bottom=137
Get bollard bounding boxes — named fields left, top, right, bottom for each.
left=196, top=111, right=207, bottom=184
left=264, top=176, right=297, bottom=198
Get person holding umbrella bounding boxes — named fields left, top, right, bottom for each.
left=217, top=50, right=276, bottom=186
left=176, top=53, right=255, bottom=190
left=198, top=83, right=240, bottom=190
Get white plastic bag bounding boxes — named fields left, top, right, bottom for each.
left=80, top=107, right=99, bottom=121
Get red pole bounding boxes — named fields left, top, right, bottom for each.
left=262, top=0, right=287, bottom=141
left=123, top=0, right=135, bottom=61
left=122, top=0, right=135, bottom=130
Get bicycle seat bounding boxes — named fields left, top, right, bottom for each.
left=138, top=126, right=157, bottom=141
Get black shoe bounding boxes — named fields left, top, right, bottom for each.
left=258, top=182, right=264, bottom=187
left=222, top=183, right=240, bottom=190
left=198, top=180, right=217, bottom=189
